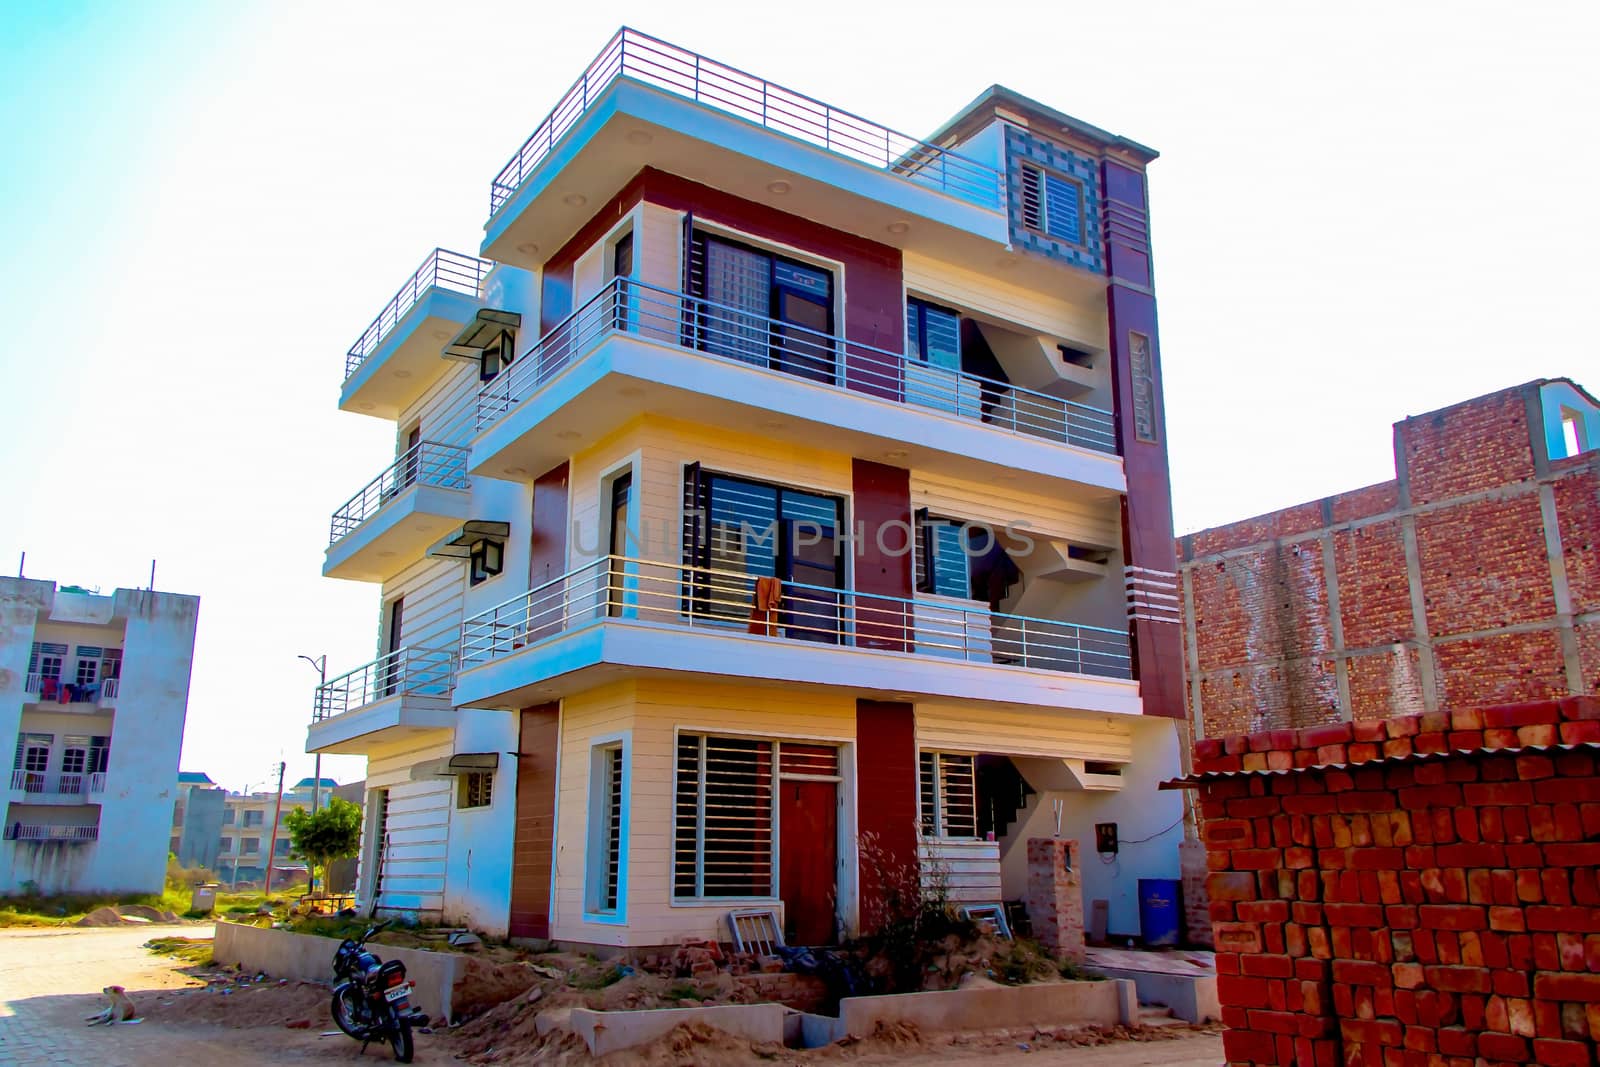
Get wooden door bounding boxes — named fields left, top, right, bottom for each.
left=779, top=778, right=838, bottom=945
left=508, top=704, right=559, bottom=939
left=528, top=463, right=569, bottom=641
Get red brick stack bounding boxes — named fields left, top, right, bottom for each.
left=1193, top=697, right=1600, bottom=1066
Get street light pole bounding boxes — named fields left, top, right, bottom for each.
left=298, top=654, right=327, bottom=896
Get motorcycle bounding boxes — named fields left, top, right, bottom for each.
left=329, top=920, right=428, bottom=1062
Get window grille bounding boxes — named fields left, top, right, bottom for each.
left=459, top=771, right=494, bottom=809
left=1020, top=164, right=1083, bottom=245
left=919, top=752, right=978, bottom=838
left=674, top=734, right=775, bottom=899
left=598, top=747, right=623, bottom=911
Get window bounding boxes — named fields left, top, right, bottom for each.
left=74, top=647, right=101, bottom=687
left=468, top=539, right=504, bottom=586
left=241, top=837, right=260, bottom=854
left=99, top=649, right=122, bottom=680
left=13, top=734, right=51, bottom=790
left=275, top=839, right=291, bottom=856
left=223, top=808, right=236, bottom=826
left=686, top=231, right=836, bottom=384
left=87, top=737, right=109, bottom=774
left=1020, top=164, right=1084, bottom=245
left=905, top=298, right=961, bottom=372
left=674, top=733, right=775, bottom=899
left=243, top=810, right=263, bottom=828
left=611, top=231, right=634, bottom=331
left=60, top=737, right=89, bottom=776
left=478, top=328, right=516, bottom=382
left=458, top=771, right=494, bottom=809
left=684, top=467, right=844, bottom=638
left=28, top=642, right=65, bottom=682
left=917, top=516, right=973, bottom=599
left=218, top=836, right=232, bottom=853
left=607, top=472, right=633, bottom=617
left=587, top=744, right=624, bottom=912
left=919, top=752, right=977, bottom=838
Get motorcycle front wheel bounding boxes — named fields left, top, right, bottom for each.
left=330, top=987, right=364, bottom=1039
left=389, top=1016, right=414, bottom=1063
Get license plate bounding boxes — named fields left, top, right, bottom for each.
left=383, top=983, right=412, bottom=1003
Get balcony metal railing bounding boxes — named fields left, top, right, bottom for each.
left=4, top=824, right=99, bottom=842
left=329, top=443, right=471, bottom=546
left=23, top=673, right=119, bottom=704
left=489, top=28, right=1003, bottom=216
left=478, top=278, right=1118, bottom=454
left=8, top=771, right=107, bottom=796
left=460, top=555, right=1132, bottom=680
left=101, top=678, right=119, bottom=701
left=313, top=647, right=456, bottom=723
left=345, top=249, right=494, bottom=381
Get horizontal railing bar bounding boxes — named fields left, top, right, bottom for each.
left=344, top=249, right=494, bottom=381
left=329, top=442, right=471, bottom=546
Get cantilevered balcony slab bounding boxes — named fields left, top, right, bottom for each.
left=306, top=649, right=456, bottom=755
left=471, top=280, right=1125, bottom=500
left=482, top=29, right=1008, bottom=271
left=324, top=443, right=472, bottom=583
left=340, top=250, right=492, bottom=420
left=452, top=556, right=1140, bottom=718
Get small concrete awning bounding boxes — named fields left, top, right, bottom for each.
left=410, top=752, right=500, bottom=780
left=443, top=308, right=521, bottom=361
left=426, top=521, right=511, bottom=560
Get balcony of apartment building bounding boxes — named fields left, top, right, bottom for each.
left=7, top=770, right=108, bottom=804
left=481, top=29, right=1009, bottom=277
left=323, top=442, right=473, bottom=582
left=305, top=647, right=456, bottom=754
left=2, top=804, right=100, bottom=843
left=452, top=553, right=1138, bottom=716
left=23, top=672, right=120, bottom=708
left=471, top=278, right=1124, bottom=498
left=340, top=249, right=495, bottom=419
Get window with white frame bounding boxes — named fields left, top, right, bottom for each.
left=674, top=733, right=775, bottom=899
left=74, top=647, right=101, bottom=687
left=587, top=744, right=625, bottom=912
left=28, top=643, right=65, bottom=682
left=919, top=752, right=977, bottom=838
left=1020, top=163, right=1084, bottom=245
left=458, top=771, right=494, bottom=809
left=60, top=737, right=89, bottom=776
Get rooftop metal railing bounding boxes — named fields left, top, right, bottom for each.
left=313, top=647, right=456, bottom=723
left=345, top=249, right=494, bottom=381
left=460, top=555, right=1132, bottom=680
left=9, top=771, right=107, bottom=796
left=477, top=277, right=1118, bottom=454
left=4, top=824, right=99, bottom=842
left=489, top=28, right=1003, bottom=216
left=329, top=442, right=471, bottom=546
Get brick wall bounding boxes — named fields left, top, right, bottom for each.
left=1192, top=697, right=1600, bottom=1066
left=1180, top=380, right=1599, bottom=738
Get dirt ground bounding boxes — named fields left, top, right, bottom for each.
left=0, top=926, right=1224, bottom=1066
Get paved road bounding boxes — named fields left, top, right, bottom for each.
left=0, top=925, right=1223, bottom=1065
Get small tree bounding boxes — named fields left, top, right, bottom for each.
left=285, top=796, right=362, bottom=896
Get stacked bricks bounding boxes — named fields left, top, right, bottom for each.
left=1026, top=838, right=1085, bottom=962
left=1194, top=697, right=1600, bottom=1066
left=1180, top=839, right=1215, bottom=947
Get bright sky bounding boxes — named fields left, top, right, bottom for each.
left=2, top=1, right=1596, bottom=792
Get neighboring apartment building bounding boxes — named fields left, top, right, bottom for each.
left=1179, top=379, right=1599, bottom=739
left=171, top=770, right=225, bottom=870
left=215, top=776, right=337, bottom=884
left=0, top=577, right=200, bottom=894
left=308, top=28, right=1187, bottom=946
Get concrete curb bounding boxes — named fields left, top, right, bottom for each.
left=212, top=920, right=460, bottom=1023
left=839, top=979, right=1137, bottom=1038
left=1087, top=966, right=1219, bottom=1023
left=571, top=1003, right=787, bottom=1055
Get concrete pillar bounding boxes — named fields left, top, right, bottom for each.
left=1025, top=838, right=1084, bottom=962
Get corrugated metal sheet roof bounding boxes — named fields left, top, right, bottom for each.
left=1159, top=741, right=1599, bottom=790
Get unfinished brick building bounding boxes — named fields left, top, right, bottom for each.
left=1178, top=379, right=1599, bottom=740
left=1182, top=696, right=1600, bottom=1067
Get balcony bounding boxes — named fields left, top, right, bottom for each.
left=4, top=823, right=98, bottom=842
left=8, top=770, right=107, bottom=802
left=471, top=278, right=1123, bottom=495
left=324, top=442, right=472, bottom=582
left=482, top=28, right=1008, bottom=271
left=23, top=674, right=119, bottom=708
left=453, top=555, right=1137, bottom=716
left=340, top=249, right=493, bottom=419
left=306, top=647, right=457, bottom=755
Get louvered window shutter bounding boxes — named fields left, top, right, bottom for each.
left=914, top=507, right=932, bottom=593
left=1043, top=171, right=1082, bottom=244
left=1020, top=165, right=1044, bottom=231
left=681, top=462, right=707, bottom=614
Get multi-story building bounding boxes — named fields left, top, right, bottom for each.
left=215, top=776, right=338, bottom=884
left=171, top=770, right=225, bottom=870
left=0, top=577, right=199, bottom=894
left=1179, top=378, right=1599, bottom=739
left=308, top=28, right=1187, bottom=947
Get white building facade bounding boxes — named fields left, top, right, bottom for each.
left=1, top=578, right=199, bottom=894
left=310, top=28, right=1189, bottom=948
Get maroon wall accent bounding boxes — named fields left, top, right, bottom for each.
left=1102, top=161, right=1184, bottom=720
left=851, top=459, right=912, bottom=651
left=539, top=167, right=905, bottom=399
left=855, top=699, right=919, bottom=934
left=508, top=702, right=559, bottom=939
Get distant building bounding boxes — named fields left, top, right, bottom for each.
left=325, top=779, right=366, bottom=895
left=1, top=578, right=200, bottom=894
left=215, top=776, right=338, bottom=885
left=172, top=772, right=225, bottom=870
left=1179, top=378, right=1599, bottom=738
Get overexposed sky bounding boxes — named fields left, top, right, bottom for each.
left=1, top=1, right=1596, bottom=792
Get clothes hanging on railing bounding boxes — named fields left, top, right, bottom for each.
left=748, top=577, right=783, bottom=636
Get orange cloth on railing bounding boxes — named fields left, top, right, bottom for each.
left=748, top=577, right=783, bottom=636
